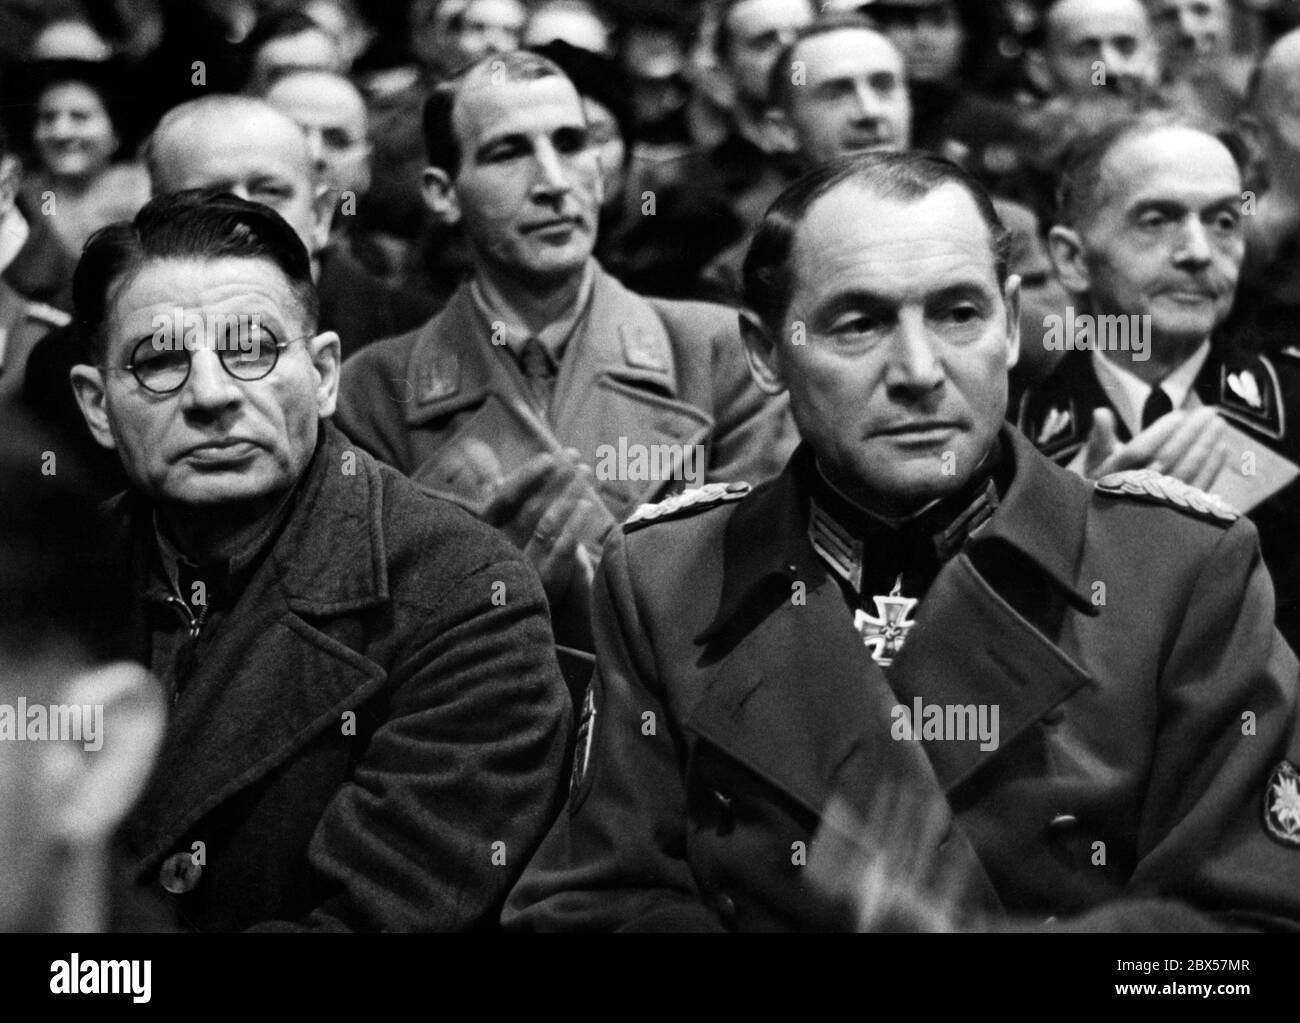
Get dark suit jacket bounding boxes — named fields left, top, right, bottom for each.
left=113, top=424, right=572, bottom=931
left=505, top=428, right=1300, bottom=931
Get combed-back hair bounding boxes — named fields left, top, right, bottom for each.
left=766, top=13, right=892, bottom=112
left=742, top=151, right=1011, bottom=336
left=422, top=49, right=566, bottom=176
left=714, top=0, right=812, bottom=62
left=1055, top=111, right=1246, bottom=229
left=74, top=187, right=318, bottom=364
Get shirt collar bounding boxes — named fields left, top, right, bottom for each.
left=469, top=259, right=596, bottom=360
left=1092, top=340, right=1211, bottom=436
left=148, top=475, right=302, bottom=601
left=697, top=428, right=1097, bottom=645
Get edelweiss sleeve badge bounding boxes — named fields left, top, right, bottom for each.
left=1264, top=760, right=1300, bottom=847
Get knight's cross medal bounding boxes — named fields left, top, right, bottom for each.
left=854, top=574, right=918, bottom=667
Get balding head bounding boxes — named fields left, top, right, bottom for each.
left=264, top=69, right=371, bottom=197
left=1042, top=0, right=1159, bottom=98
left=1252, top=29, right=1300, bottom=124
left=144, top=96, right=332, bottom=259
left=1240, top=29, right=1300, bottom=199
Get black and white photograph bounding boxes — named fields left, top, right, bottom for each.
left=0, top=0, right=1297, bottom=1008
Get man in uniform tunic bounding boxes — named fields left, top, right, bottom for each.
left=336, top=51, right=795, bottom=678
left=505, top=152, right=1300, bottom=932
left=1018, top=115, right=1300, bottom=650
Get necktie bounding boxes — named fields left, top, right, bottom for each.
left=519, top=337, right=557, bottom=409
left=1141, top=385, right=1174, bottom=429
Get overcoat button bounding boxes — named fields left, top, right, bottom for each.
left=159, top=851, right=202, bottom=894
left=716, top=893, right=737, bottom=925
left=710, top=789, right=734, bottom=832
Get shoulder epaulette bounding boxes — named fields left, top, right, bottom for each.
left=24, top=302, right=70, bottom=329
left=623, top=481, right=752, bottom=532
left=1095, top=469, right=1239, bottom=526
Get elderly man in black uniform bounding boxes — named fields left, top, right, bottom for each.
left=505, top=152, right=1300, bottom=932
left=67, top=190, right=570, bottom=931
left=1018, top=114, right=1300, bottom=650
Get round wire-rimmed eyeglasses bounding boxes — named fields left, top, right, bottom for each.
left=115, top=332, right=308, bottom=394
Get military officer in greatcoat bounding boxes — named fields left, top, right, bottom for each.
left=504, top=152, right=1300, bottom=932
left=1018, top=114, right=1300, bottom=651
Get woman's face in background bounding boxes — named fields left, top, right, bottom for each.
left=34, top=81, right=119, bottom=181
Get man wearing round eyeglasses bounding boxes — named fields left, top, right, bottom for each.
left=66, top=188, right=571, bottom=931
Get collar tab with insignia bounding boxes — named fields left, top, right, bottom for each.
left=1095, top=469, right=1239, bottom=525
left=623, top=481, right=751, bottom=532
left=1036, top=405, right=1074, bottom=448
left=808, top=477, right=1001, bottom=591
left=1264, top=760, right=1300, bottom=848
left=1021, top=393, right=1084, bottom=460
left=808, top=478, right=999, bottom=668
left=416, top=352, right=460, bottom=404
left=809, top=500, right=864, bottom=592
left=1218, top=357, right=1284, bottom=441
left=619, top=322, right=669, bottom=373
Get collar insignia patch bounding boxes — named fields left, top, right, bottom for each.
left=620, top=323, right=668, bottom=373
left=1036, top=405, right=1073, bottom=447
left=1227, top=370, right=1264, bottom=410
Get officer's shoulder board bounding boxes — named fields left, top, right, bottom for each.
left=1095, top=469, right=1239, bottom=527
left=623, top=481, right=752, bottom=532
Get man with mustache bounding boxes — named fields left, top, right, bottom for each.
left=505, top=151, right=1300, bottom=931
left=1018, top=115, right=1300, bottom=649
left=336, top=51, right=796, bottom=687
